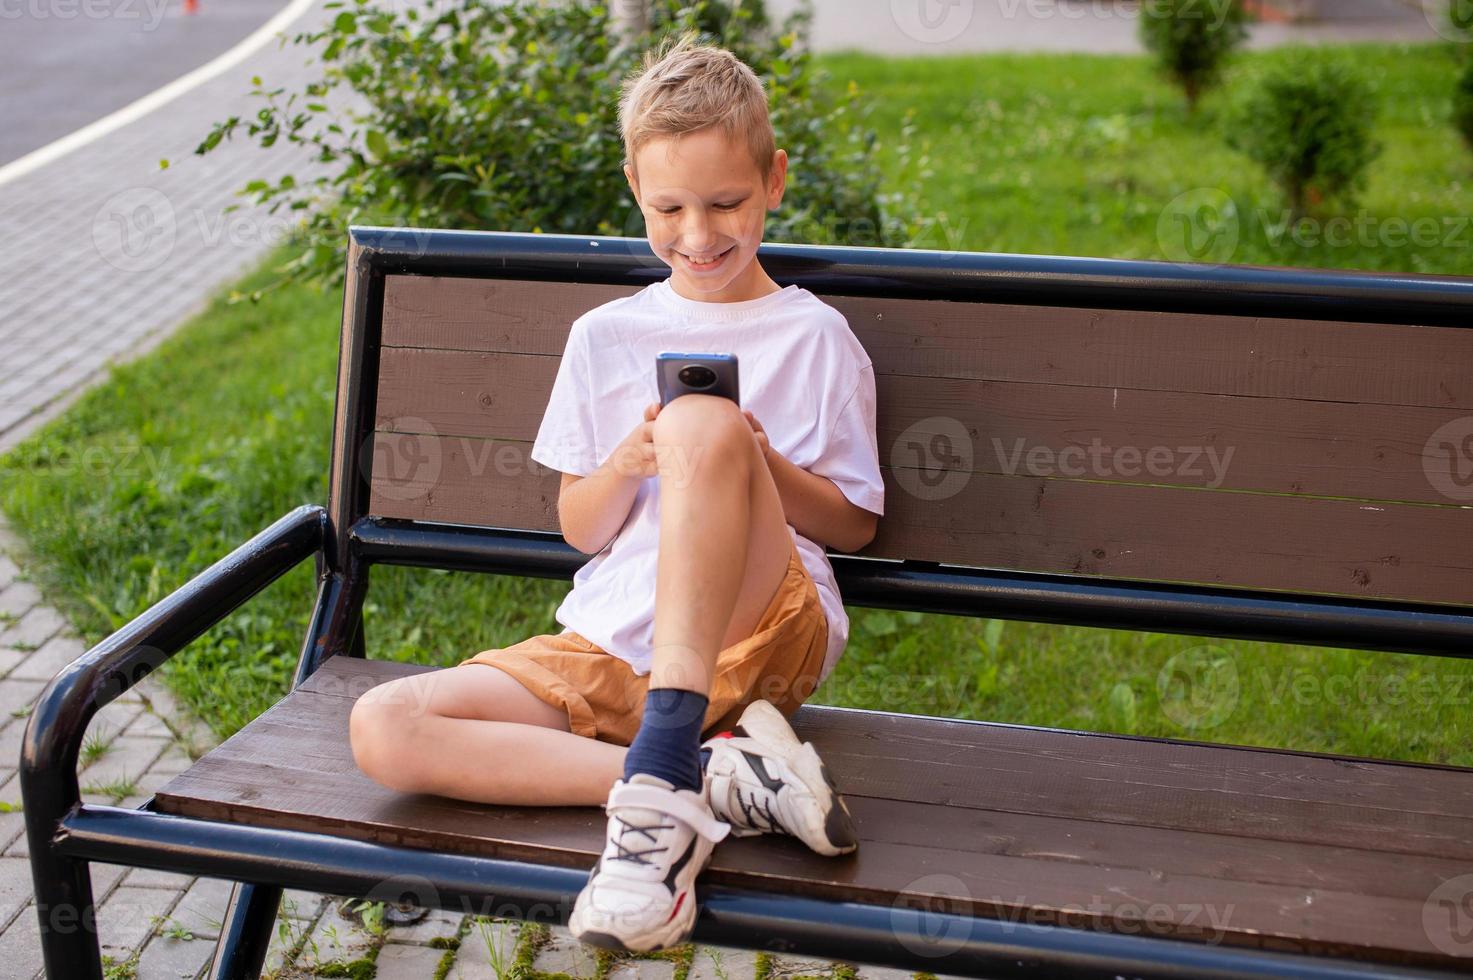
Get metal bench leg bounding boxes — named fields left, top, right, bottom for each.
left=209, top=882, right=283, bottom=980
left=31, top=847, right=103, bottom=979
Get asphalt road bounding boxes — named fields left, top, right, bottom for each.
left=0, top=0, right=292, bottom=166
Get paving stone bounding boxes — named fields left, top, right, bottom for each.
left=78, top=734, right=170, bottom=790
left=0, top=856, right=37, bottom=927
left=123, top=710, right=174, bottom=739
left=608, top=957, right=677, bottom=980
left=688, top=946, right=762, bottom=980
left=294, top=903, right=379, bottom=971
left=0, top=606, right=66, bottom=650
left=0, top=901, right=45, bottom=980
left=126, top=866, right=196, bottom=890
left=0, top=774, right=21, bottom=808
left=92, top=862, right=132, bottom=900
left=169, top=875, right=234, bottom=941
left=85, top=698, right=146, bottom=744
left=0, top=810, right=27, bottom=853
left=135, top=931, right=218, bottom=980
left=768, top=955, right=842, bottom=978
left=279, top=889, right=326, bottom=921
left=0, top=582, right=42, bottom=620
left=0, top=679, right=45, bottom=722
left=378, top=940, right=452, bottom=979
left=0, top=649, right=27, bottom=680
left=0, top=557, right=16, bottom=592
left=853, top=967, right=920, bottom=980
left=97, top=884, right=179, bottom=960
left=450, top=917, right=521, bottom=979
left=532, top=925, right=600, bottom=978
left=263, top=912, right=310, bottom=976
left=147, top=743, right=198, bottom=775
left=10, top=633, right=85, bottom=682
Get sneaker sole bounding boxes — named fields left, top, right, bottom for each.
left=734, top=700, right=859, bottom=856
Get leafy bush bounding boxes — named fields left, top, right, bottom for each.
left=1137, top=0, right=1248, bottom=111
left=1226, top=57, right=1381, bottom=215
left=1449, top=0, right=1473, bottom=44
left=1456, top=59, right=1473, bottom=152
left=189, top=0, right=919, bottom=296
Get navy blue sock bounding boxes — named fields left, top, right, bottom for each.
left=623, top=687, right=709, bottom=792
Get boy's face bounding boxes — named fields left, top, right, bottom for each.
left=624, top=127, right=787, bottom=303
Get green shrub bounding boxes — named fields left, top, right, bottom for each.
left=1449, top=0, right=1473, bottom=44
left=1456, top=59, right=1473, bottom=152
left=1137, top=0, right=1248, bottom=111
left=1226, top=57, right=1381, bottom=215
left=189, top=0, right=919, bottom=296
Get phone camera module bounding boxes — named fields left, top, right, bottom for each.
left=678, top=364, right=717, bottom=389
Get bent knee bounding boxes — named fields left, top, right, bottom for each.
left=349, top=681, right=425, bottom=791
left=651, top=395, right=752, bottom=458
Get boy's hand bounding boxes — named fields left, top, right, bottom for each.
left=742, top=409, right=773, bottom=462
left=607, top=402, right=663, bottom=479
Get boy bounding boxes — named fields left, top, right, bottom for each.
left=348, top=33, right=884, bottom=952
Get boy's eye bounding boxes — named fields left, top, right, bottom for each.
left=654, top=202, right=743, bottom=215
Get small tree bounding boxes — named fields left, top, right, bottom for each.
left=1226, top=57, right=1381, bottom=216
left=187, top=0, right=920, bottom=296
left=1138, top=0, right=1249, bottom=112
left=1456, top=59, right=1473, bottom=153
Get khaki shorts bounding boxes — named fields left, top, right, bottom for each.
left=457, top=541, right=828, bottom=745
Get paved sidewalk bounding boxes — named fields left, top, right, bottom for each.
left=0, top=0, right=336, bottom=456
left=0, top=515, right=939, bottom=979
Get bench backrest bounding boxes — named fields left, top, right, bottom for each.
left=330, top=228, right=1473, bottom=651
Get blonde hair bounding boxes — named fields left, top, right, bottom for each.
left=618, top=32, right=776, bottom=183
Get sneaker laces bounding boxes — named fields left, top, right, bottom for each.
left=609, top=814, right=677, bottom=866
left=734, top=787, right=789, bottom=836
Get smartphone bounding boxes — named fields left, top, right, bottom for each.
left=656, top=352, right=740, bottom=407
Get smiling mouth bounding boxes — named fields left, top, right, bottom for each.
left=677, top=245, right=734, bottom=268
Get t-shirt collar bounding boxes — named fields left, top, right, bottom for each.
left=652, top=277, right=802, bottom=321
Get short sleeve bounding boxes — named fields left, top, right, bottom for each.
left=530, top=318, right=598, bottom=477
left=809, top=364, right=885, bottom=517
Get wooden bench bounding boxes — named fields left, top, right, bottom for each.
left=21, top=226, right=1473, bottom=979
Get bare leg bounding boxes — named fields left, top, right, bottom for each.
left=349, top=663, right=627, bottom=806
left=648, top=394, right=793, bottom=696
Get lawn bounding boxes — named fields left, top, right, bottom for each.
left=3, top=42, right=1472, bottom=764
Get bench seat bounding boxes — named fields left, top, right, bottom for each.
left=152, top=655, right=1473, bottom=973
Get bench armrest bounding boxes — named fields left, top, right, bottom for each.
left=19, top=505, right=328, bottom=825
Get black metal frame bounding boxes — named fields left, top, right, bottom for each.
left=20, top=227, right=1473, bottom=979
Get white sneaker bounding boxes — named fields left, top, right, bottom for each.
left=569, top=773, right=731, bottom=952
left=701, top=699, right=859, bottom=857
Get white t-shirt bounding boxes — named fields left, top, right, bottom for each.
left=529, top=277, right=885, bottom=683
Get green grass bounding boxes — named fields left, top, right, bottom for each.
left=3, top=43, right=1472, bottom=763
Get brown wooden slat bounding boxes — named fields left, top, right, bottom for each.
left=381, top=276, right=1473, bottom=409
left=368, top=432, right=1473, bottom=606
left=151, top=658, right=1473, bottom=969
left=374, top=347, right=1468, bottom=504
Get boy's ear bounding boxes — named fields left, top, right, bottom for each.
left=766, top=149, right=788, bottom=209
left=623, top=163, right=640, bottom=205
